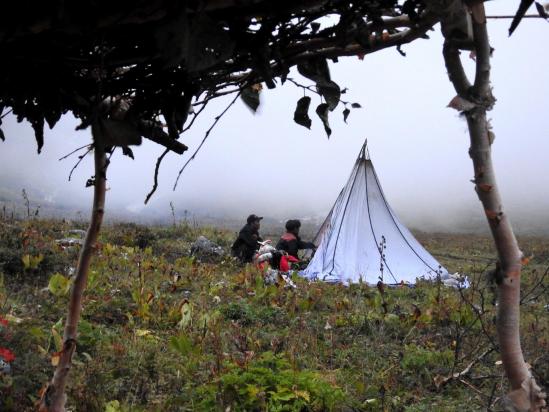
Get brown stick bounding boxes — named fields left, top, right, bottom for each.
left=442, top=2, right=546, bottom=411
left=39, top=122, right=107, bottom=412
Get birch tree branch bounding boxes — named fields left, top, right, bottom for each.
left=39, top=121, right=108, bottom=412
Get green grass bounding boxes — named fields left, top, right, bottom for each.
left=0, top=219, right=547, bottom=411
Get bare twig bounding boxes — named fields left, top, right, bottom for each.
left=520, top=266, right=549, bottom=304
left=144, top=98, right=213, bottom=204
left=0, top=108, right=13, bottom=119
left=192, top=88, right=241, bottom=107
left=287, top=77, right=351, bottom=105
left=458, top=286, right=498, bottom=349
left=59, top=144, right=92, bottom=161
left=68, top=147, right=93, bottom=181
left=173, top=92, right=241, bottom=190
left=437, top=348, right=494, bottom=388
left=144, top=148, right=169, bottom=204
left=183, top=99, right=210, bottom=133
left=459, top=378, right=487, bottom=397
left=486, top=14, right=547, bottom=19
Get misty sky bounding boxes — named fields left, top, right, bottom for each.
left=1, top=3, right=548, bottom=232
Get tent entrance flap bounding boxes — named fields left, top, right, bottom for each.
left=304, top=141, right=446, bottom=284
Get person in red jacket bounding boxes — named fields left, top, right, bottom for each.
left=276, top=219, right=315, bottom=259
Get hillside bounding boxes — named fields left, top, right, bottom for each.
left=0, top=219, right=547, bottom=411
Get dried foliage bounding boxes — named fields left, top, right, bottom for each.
left=0, top=0, right=440, bottom=157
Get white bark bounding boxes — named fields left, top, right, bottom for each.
left=39, top=122, right=107, bottom=412
left=441, top=2, right=546, bottom=411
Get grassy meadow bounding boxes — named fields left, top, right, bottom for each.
left=0, top=219, right=547, bottom=411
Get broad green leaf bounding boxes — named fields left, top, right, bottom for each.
left=29, top=326, right=46, bottom=340
left=48, top=273, right=71, bottom=297
left=105, top=400, right=122, bottom=412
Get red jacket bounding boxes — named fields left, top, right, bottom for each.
left=276, top=232, right=315, bottom=258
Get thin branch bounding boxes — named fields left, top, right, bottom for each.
left=437, top=348, right=494, bottom=388
left=40, top=120, right=108, bottom=412
left=192, top=88, right=241, bottom=107
left=58, top=144, right=92, bottom=161
left=471, top=4, right=492, bottom=98
left=287, top=77, right=354, bottom=105
left=68, top=147, right=93, bottom=181
left=486, top=14, right=546, bottom=19
left=144, top=148, right=169, bottom=204
left=144, top=98, right=212, bottom=204
left=520, top=266, right=549, bottom=304
left=458, top=286, right=498, bottom=349
left=173, top=92, right=241, bottom=190
left=443, top=43, right=471, bottom=97
left=286, top=78, right=319, bottom=94
left=183, top=99, right=210, bottom=133
left=0, top=108, right=13, bottom=119
left=282, top=13, right=438, bottom=61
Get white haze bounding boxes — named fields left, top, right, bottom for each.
left=1, top=2, right=548, bottom=234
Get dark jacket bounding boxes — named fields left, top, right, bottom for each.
left=276, top=232, right=315, bottom=259
left=231, top=223, right=262, bottom=263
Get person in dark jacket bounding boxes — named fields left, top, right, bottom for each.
left=276, top=219, right=315, bottom=259
left=231, top=214, right=263, bottom=263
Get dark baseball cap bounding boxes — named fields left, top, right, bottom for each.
left=247, top=214, right=263, bottom=223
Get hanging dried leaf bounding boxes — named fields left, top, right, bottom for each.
left=241, top=85, right=261, bottom=112
left=297, top=56, right=330, bottom=83
left=0, top=128, right=4, bottom=141
left=31, top=118, right=45, bottom=154
left=293, top=96, right=312, bottom=129
left=343, top=108, right=350, bottom=123
left=317, top=80, right=341, bottom=111
left=122, top=147, right=135, bottom=159
left=44, top=109, right=61, bottom=130
left=351, top=103, right=362, bottom=108
left=297, top=57, right=341, bottom=111
left=447, top=95, right=476, bottom=112
left=316, top=103, right=331, bottom=138
left=509, top=0, right=535, bottom=35
left=51, top=351, right=61, bottom=366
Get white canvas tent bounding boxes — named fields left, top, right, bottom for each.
left=303, top=142, right=447, bottom=284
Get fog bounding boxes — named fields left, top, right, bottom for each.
left=1, top=3, right=548, bottom=234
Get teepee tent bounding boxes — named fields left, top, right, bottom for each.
left=304, top=142, right=447, bottom=284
